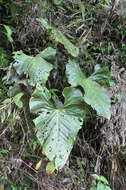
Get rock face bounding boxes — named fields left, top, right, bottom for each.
left=101, top=64, right=126, bottom=150
left=99, top=64, right=126, bottom=189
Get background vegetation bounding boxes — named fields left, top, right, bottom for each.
left=0, top=0, right=126, bottom=189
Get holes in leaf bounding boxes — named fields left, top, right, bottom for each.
left=78, top=118, right=82, bottom=122
left=49, top=146, right=52, bottom=152
left=41, top=132, right=45, bottom=136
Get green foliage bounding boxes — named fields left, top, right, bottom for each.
left=90, top=64, right=113, bottom=86
left=90, top=174, right=112, bottom=190
left=29, top=86, right=85, bottom=169
left=5, top=39, right=111, bottom=170
left=0, top=149, right=8, bottom=158
left=13, top=50, right=53, bottom=86
left=28, top=56, right=53, bottom=85
left=37, top=18, right=79, bottom=57
left=66, top=60, right=111, bottom=119
left=0, top=0, right=118, bottom=188
left=0, top=24, right=13, bottom=68
left=28, top=55, right=111, bottom=169
left=13, top=51, right=31, bottom=75
left=1, top=92, right=23, bottom=109
left=37, top=47, right=56, bottom=61
left=13, top=92, right=23, bottom=109
left=99, top=0, right=109, bottom=5
left=52, top=0, right=63, bottom=5
left=0, top=37, right=112, bottom=173
left=0, top=48, right=9, bottom=67
left=2, top=24, right=13, bottom=43
left=46, top=161, right=55, bottom=174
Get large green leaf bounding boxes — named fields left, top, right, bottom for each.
left=82, top=79, right=110, bottom=119
left=66, top=59, right=85, bottom=86
left=13, top=51, right=31, bottom=75
left=28, top=56, right=53, bottom=85
left=13, top=51, right=53, bottom=85
left=37, top=18, right=79, bottom=57
left=66, top=60, right=111, bottom=119
left=63, top=87, right=83, bottom=106
left=37, top=47, right=56, bottom=61
left=29, top=86, right=85, bottom=169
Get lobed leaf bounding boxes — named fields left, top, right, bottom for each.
left=66, top=60, right=111, bottom=119
left=30, top=86, right=85, bottom=169
left=13, top=51, right=53, bottom=86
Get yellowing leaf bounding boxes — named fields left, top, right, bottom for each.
left=35, top=159, right=42, bottom=170
left=46, top=161, right=55, bottom=175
